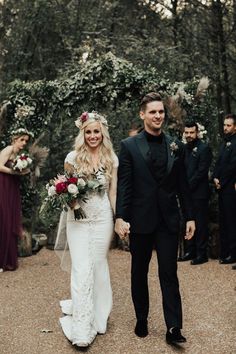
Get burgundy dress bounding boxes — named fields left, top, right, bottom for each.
left=0, top=162, right=22, bottom=271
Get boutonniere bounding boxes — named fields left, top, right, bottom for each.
left=192, top=147, right=198, bottom=156
left=226, top=141, right=231, bottom=148
left=170, top=141, right=179, bottom=156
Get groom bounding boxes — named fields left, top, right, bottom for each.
left=115, top=92, right=195, bottom=344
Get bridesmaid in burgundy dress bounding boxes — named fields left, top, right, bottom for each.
left=0, top=129, right=31, bottom=272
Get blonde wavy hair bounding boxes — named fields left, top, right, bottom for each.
left=74, top=117, right=115, bottom=180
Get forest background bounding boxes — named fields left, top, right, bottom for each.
left=0, top=0, right=235, bottom=253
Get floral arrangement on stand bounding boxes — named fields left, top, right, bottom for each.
left=40, top=170, right=107, bottom=220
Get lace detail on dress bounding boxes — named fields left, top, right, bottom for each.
left=71, top=237, right=97, bottom=345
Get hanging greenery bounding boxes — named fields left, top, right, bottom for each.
left=0, top=52, right=217, bottom=233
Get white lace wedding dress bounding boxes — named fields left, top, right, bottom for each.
left=59, top=151, right=117, bottom=347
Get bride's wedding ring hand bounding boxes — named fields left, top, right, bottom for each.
left=115, top=219, right=130, bottom=239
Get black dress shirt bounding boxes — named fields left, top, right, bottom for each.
left=144, top=131, right=167, bottom=185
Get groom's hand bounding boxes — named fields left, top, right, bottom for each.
left=115, top=218, right=130, bottom=239
left=185, top=220, right=195, bottom=240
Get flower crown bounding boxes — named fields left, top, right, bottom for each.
left=10, top=127, right=34, bottom=138
left=75, top=111, right=108, bottom=129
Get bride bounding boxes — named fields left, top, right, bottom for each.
left=55, top=111, right=118, bottom=348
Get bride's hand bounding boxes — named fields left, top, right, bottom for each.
left=115, top=218, right=130, bottom=239
left=69, top=199, right=77, bottom=210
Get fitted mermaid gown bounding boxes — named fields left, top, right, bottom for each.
left=59, top=151, right=117, bottom=346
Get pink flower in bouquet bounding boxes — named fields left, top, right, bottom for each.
left=54, top=174, right=67, bottom=183
left=55, top=182, right=68, bottom=194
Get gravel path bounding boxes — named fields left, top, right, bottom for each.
left=0, top=248, right=235, bottom=354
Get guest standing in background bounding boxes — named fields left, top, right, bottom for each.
left=213, top=114, right=236, bottom=264
left=178, top=121, right=212, bottom=265
left=0, top=128, right=31, bottom=272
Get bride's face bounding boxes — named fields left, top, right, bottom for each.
left=84, top=121, right=103, bottom=149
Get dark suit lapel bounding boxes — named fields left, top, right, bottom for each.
left=164, top=134, right=175, bottom=176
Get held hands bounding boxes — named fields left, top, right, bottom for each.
left=115, top=218, right=130, bottom=240
left=185, top=220, right=195, bottom=240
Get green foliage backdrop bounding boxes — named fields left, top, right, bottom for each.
left=0, top=53, right=218, bottom=234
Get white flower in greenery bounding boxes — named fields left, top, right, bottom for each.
left=197, top=123, right=207, bottom=140
left=67, top=184, right=79, bottom=195
left=226, top=142, right=231, bottom=148
left=27, top=157, right=33, bottom=164
left=77, top=178, right=86, bottom=188
left=48, top=185, right=56, bottom=197
left=14, top=105, right=34, bottom=119
left=182, top=133, right=187, bottom=144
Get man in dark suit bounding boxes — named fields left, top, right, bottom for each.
left=213, top=114, right=236, bottom=264
left=115, top=92, right=195, bottom=345
left=178, top=121, right=212, bottom=265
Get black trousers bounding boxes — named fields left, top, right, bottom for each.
left=184, top=198, right=209, bottom=258
left=219, top=192, right=236, bottom=259
left=129, top=224, right=182, bottom=329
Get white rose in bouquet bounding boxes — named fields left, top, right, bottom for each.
left=67, top=183, right=79, bottom=195
left=77, top=178, right=86, bottom=188
left=27, top=157, right=33, bottom=164
left=14, top=159, right=28, bottom=171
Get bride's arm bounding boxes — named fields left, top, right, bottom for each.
left=108, top=166, right=118, bottom=214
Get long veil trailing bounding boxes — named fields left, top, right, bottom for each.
left=54, top=211, right=71, bottom=272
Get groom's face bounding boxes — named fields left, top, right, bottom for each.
left=140, top=101, right=165, bottom=135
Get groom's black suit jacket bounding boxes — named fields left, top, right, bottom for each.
left=116, top=131, right=193, bottom=234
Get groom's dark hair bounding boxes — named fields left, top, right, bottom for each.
left=140, top=92, right=163, bottom=112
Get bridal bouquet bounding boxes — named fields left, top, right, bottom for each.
left=40, top=170, right=107, bottom=220
left=12, top=152, right=33, bottom=172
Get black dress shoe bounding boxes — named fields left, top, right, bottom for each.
left=219, top=256, right=236, bottom=264
left=178, top=252, right=195, bottom=262
left=191, top=256, right=208, bottom=265
left=232, top=264, right=236, bottom=270
left=166, top=328, right=186, bottom=344
left=134, top=320, right=148, bottom=337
